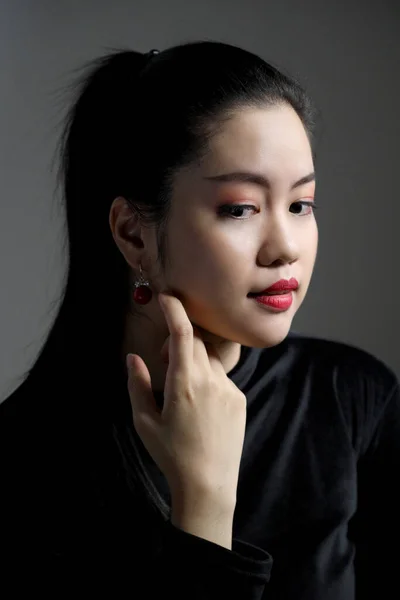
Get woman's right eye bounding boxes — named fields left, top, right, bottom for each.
left=217, top=204, right=258, bottom=220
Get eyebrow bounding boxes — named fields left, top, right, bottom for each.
left=203, top=170, right=316, bottom=191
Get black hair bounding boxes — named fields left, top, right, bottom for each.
left=6, top=40, right=320, bottom=525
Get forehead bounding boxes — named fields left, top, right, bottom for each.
left=202, top=104, right=313, bottom=174
left=171, top=104, right=314, bottom=205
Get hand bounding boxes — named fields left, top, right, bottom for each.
left=126, top=292, right=247, bottom=508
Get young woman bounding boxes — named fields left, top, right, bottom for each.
left=1, top=40, right=399, bottom=599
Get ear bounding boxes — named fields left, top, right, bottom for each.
left=109, top=197, right=145, bottom=265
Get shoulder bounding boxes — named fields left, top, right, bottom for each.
left=285, top=331, right=399, bottom=454
left=286, top=330, right=398, bottom=391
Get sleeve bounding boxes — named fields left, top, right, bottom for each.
left=151, top=517, right=273, bottom=599
left=2, top=509, right=273, bottom=598
left=89, top=512, right=273, bottom=598
left=0, top=416, right=272, bottom=597
left=352, top=377, right=400, bottom=599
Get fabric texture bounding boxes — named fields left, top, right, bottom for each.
left=1, top=330, right=399, bottom=599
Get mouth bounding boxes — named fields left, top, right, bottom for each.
left=248, top=290, right=293, bottom=297
left=248, top=277, right=299, bottom=296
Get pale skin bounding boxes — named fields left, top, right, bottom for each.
left=109, top=103, right=319, bottom=549
left=109, top=103, right=318, bottom=394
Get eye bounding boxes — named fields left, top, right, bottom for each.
left=217, top=204, right=258, bottom=219
left=290, top=201, right=318, bottom=216
left=218, top=201, right=318, bottom=220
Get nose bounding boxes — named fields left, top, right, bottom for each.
left=258, top=218, right=300, bottom=266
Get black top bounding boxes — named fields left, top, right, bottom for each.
left=1, top=331, right=399, bottom=599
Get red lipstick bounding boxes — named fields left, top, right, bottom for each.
left=248, top=278, right=298, bottom=312
left=257, top=278, right=299, bottom=294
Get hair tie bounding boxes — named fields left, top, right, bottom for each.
left=145, top=48, right=160, bottom=60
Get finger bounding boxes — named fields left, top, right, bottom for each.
left=126, top=354, right=162, bottom=427
left=202, top=340, right=228, bottom=376
left=160, top=327, right=208, bottom=367
left=160, top=335, right=170, bottom=364
left=191, top=323, right=227, bottom=373
left=161, top=326, right=225, bottom=376
left=158, top=293, right=193, bottom=376
left=192, top=325, right=217, bottom=368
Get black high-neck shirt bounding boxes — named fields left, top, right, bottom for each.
left=1, top=331, right=399, bottom=599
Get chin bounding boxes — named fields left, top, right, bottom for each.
left=245, top=321, right=292, bottom=349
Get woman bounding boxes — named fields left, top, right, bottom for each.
left=1, top=40, right=399, bottom=599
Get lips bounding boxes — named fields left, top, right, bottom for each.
left=252, top=290, right=290, bottom=296
left=248, top=290, right=290, bottom=296
left=249, top=277, right=299, bottom=296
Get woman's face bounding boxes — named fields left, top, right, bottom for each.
left=112, top=103, right=318, bottom=355
left=158, top=103, right=318, bottom=348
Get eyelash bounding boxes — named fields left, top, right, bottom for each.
left=218, top=201, right=318, bottom=220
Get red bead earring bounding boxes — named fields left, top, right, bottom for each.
left=132, top=263, right=153, bottom=305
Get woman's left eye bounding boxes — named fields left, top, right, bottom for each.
left=218, top=201, right=318, bottom=220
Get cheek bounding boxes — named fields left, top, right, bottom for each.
left=302, top=221, right=318, bottom=255
left=171, top=239, right=247, bottom=299
left=170, top=216, right=242, bottom=275
left=167, top=235, right=215, bottom=286
left=311, top=224, right=319, bottom=258
left=300, top=229, right=318, bottom=289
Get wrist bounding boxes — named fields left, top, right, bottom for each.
left=170, top=496, right=235, bottom=550
left=170, top=482, right=237, bottom=517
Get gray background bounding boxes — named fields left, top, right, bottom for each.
left=1, top=0, right=399, bottom=403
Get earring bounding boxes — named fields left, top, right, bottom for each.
left=132, top=263, right=153, bottom=305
